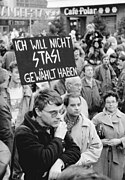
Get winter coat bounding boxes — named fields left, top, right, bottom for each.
left=15, top=111, right=80, bottom=180
left=0, top=140, right=11, bottom=179
left=117, top=62, right=125, bottom=101
left=64, top=113, right=102, bottom=166
left=3, top=85, right=34, bottom=128
left=92, top=109, right=125, bottom=180
left=0, top=94, right=13, bottom=153
left=84, top=30, right=103, bottom=50
left=81, top=77, right=101, bottom=113
left=94, top=64, right=116, bottom=94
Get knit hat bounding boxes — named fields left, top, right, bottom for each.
left=0, top=68, right=9, bottom=84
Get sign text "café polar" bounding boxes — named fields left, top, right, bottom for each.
left=64, top=6, right=118, bottom=16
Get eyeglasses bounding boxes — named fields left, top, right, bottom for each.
left=43, top=108, right=65, bottom=118
left=106, top=101, right=117, bottom=104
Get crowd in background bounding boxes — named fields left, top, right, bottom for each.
left=1, top=22, right=125, bottom=180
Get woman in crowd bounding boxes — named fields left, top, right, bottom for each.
left=92, top=91, right=125, bottom=180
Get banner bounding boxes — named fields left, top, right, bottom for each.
left=13, top=36, right=77, bottom=85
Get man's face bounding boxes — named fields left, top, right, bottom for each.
left=11, top=67, right=20, bottom=84
left=39, top=103, right=64, bottom=128
left=84, top=66, right=93, bottom=78
left=70, top=79, right=82, bottom=94
left=74, top=49, right=80, bottom=60
left=105, top=96, right=118, bottom=113
left=103, top=57, right=110, bottom=65
left=66, top=97, right=81, bottom=117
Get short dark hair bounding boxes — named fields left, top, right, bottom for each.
left=9, top=61, right=18, bottom=72
left=73, top=47, right=80, bottom=52
left=82, top=64, right=93, bottom=72
left=34, top=89, right=63, bottom=112
left=64, top=93, right=81, bottom=107
left=103, top=90, right=119, bottom=103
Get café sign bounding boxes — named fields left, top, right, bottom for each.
left=64, top=6, right=118, bottom=16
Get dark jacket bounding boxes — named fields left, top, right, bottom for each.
left=15, top=111, right=80, bottom=180
left=94, top=64, right=117, bottom=94
left=84, top=30, right=103, bottom=50
left=0, top=94, right=13, bottom=153
left=81, top=77, right=102, bottom=112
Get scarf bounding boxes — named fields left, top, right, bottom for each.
left=64, top=113, right=80, bottom=133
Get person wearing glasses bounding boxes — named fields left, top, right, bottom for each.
left=92, top=90, right=125, bottom=180
left=14, top=89, right=80, bottom=180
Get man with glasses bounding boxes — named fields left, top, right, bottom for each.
left=15, top=89, right=80, bottom=180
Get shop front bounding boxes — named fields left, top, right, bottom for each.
left=60, top=3, right=125, bottom=36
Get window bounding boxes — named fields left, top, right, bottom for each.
left=102, top=15, right=116, bottom=34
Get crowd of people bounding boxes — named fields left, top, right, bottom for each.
left=1, top=23, right=125, bottom=180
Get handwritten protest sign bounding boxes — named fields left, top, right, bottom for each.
left=13, top=36, right=77, bottom=85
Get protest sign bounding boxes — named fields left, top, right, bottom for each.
left=12, top=36, right=77, bottom=85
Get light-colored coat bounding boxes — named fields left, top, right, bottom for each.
left=69, top=114, right=102, bottom=166
left=6, top=85, right=34, bottom=128
left=92, top=109, right=125, bottom=180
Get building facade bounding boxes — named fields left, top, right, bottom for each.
left=0, top=0, right=59, bottom=33
left=47, top=0, right=125, bottom=36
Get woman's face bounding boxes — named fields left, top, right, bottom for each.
left=105, top=96, right=118, bottom=113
